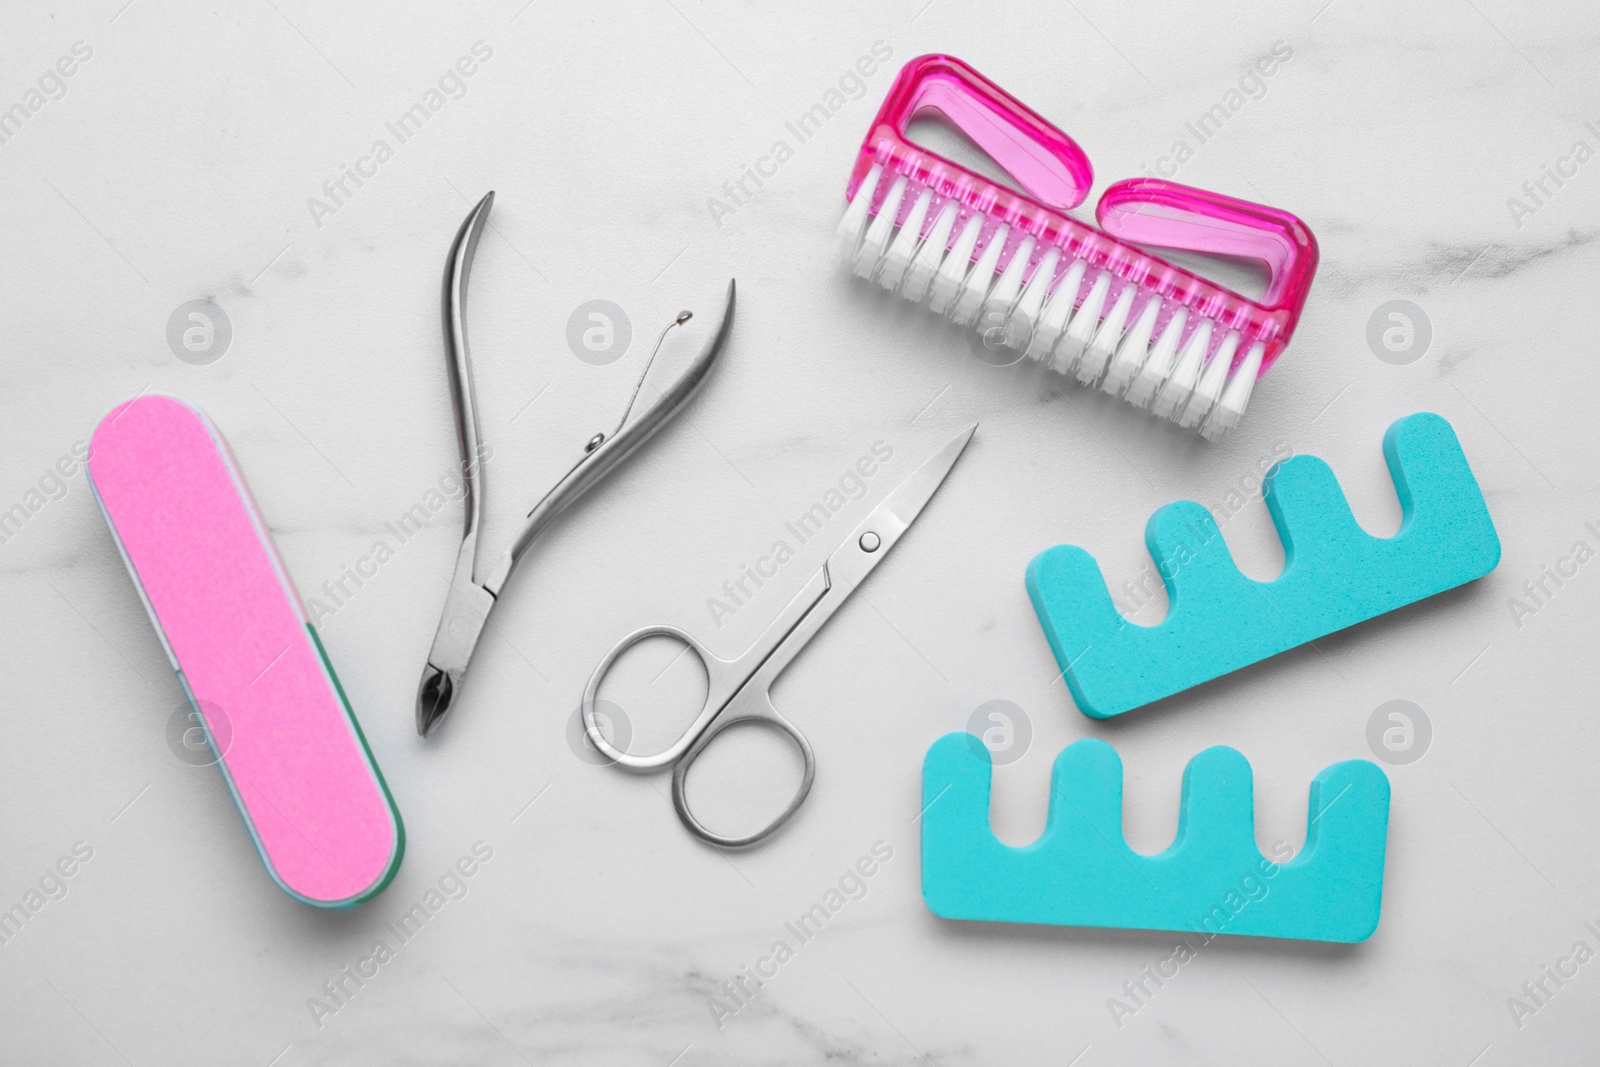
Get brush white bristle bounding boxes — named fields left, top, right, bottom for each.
left=1178, top=329, right=1239, bottom=428
left=1151, top=318, right=1212, bottom=419
left=1100, top=295, right=1161, bottom=396
left=1200, top=341, right=1264, bottom=441
left=1077, top=284, right=1135, bottom=385
left=878, top=187, right=932, bottom=292
left=978, top=235, right=1034, bottom=345
left=838, top=186, right=1271, bottom=438
left=1010, top=247, right=1059, bottom=354
left=1027, top=259, right=1083, bottom=363
left=1054, top=271, right=1109, bottom=376
left=901, top=202, right=957, bottom=302
left=835, top=164, right=881, bottom=264
left=928, top=214, right=982, bottom=316
left=853, top=175, right=906, bottom=280
left=949, top=221, right=1007, bottom=326
left=1124, top=308, right=1187, bottom=408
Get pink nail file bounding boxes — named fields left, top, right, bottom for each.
left=88, top=395, right=403, bottom=907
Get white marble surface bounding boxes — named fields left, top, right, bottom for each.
left=3, top=0, right=1599, bottom=1062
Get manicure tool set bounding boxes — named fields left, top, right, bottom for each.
left=80, top=55, right=1494, bottom=946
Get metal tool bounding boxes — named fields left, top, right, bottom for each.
left=417, top=191, right=736, bottom=737
left=581, top=424, right=977, bottom=848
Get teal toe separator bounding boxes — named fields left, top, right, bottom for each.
left=1026, top=412, right=1500, bottom=719
left=921, top=734, right=1391, bottom=943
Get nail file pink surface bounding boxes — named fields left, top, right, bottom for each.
left=88, top=395, right=403, bottom=907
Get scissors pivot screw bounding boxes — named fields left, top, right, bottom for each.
left=859, top=531, right=882, bottom=552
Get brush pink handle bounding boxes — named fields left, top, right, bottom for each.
left=1097, top=179, right=1319, bottom=320
left=852, top=53, right=1094, bottom=211
left=88, top=396, right=403, bottom=907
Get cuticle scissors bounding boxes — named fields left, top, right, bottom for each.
left=581, top=424, right=976, bottom=848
